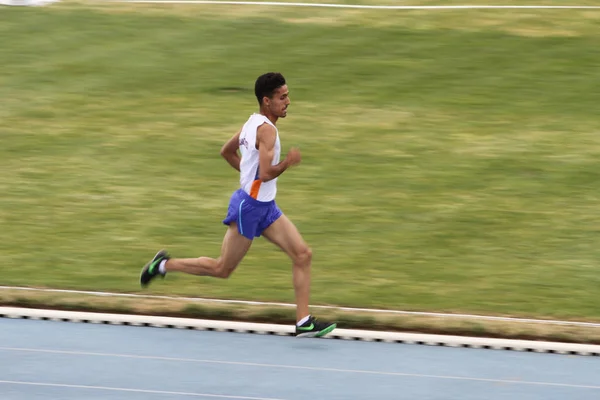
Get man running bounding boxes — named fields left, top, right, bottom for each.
left=140, top=72, right=337, bottom=338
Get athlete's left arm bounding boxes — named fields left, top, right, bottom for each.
left=220, top=130, right=241, bottom=172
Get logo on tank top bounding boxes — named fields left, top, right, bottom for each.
left=239, top=137, right=249, bottom=150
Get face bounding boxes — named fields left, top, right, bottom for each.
left=264, top=85, right=290, bottom=118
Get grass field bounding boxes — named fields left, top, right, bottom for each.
left=2, top=0, right=600, bottom=322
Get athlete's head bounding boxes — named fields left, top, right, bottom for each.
left=255, top=72, right=290, bottom=118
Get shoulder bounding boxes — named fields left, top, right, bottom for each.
left=256, top=122, right=278, bottom=150
left=257, top=121, right=277, bottom=139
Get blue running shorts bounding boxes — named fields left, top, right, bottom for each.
left=222, top=189, right=283, bottom=240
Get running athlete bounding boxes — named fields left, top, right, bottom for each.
left=140, top=72, right=337, bottom=338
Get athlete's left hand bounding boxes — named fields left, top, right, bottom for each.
left=286, top=147, right=302, bottom=166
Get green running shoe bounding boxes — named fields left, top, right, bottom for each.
left=140, top=250, right=170, bottom=288
left=295, top=316, right=337, bottom=338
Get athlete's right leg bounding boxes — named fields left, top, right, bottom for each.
left=140, top=222, right=252, bottom=286
left=165, top=222, right=252, bottom=278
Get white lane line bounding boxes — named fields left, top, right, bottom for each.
left=2, top=347, right=599, bottom=390
left=2, top=286, right=598, bottom=328
left=0, top=380, right=286, bottom=400
left=113, top=1, right=600, bottom=10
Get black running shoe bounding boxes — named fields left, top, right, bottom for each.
left=295, top=316, right=337, bottom=338
left=140, top=250, right=170, bottom=287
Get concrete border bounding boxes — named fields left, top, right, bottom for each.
left=2, top=307, right=599, bottom=356
left=0, top=0, right=60, bottom=5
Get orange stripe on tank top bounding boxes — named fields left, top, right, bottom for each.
left=249, top=179, right=262, bottom=199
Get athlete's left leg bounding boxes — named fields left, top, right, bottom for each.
left=262, top=214, right=312, bottom=321
left=262, top=213, right=336, bottom=337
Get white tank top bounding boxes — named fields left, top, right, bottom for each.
left=238, top=113, right=281, bottom=202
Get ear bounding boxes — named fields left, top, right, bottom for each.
left=263, top=96, right=270, bottom=107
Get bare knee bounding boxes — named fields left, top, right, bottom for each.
left=214, top=258, right=236, bottom=279
left=293, top=245, right=312, bottom=267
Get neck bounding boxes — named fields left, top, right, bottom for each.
left=259, top=107, right=278, bottom=125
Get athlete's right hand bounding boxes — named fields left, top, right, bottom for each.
left=286, top=147, right=302, bottom=166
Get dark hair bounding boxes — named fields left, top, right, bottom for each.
left=255, top=72, right=286, bottom=105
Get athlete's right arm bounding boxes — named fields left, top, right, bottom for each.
left=220, top=130, right=241, bottom=172
left=256, top=123, right=301, bottom=182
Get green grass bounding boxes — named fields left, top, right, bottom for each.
left=1, top=1, right=600, bottom=321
